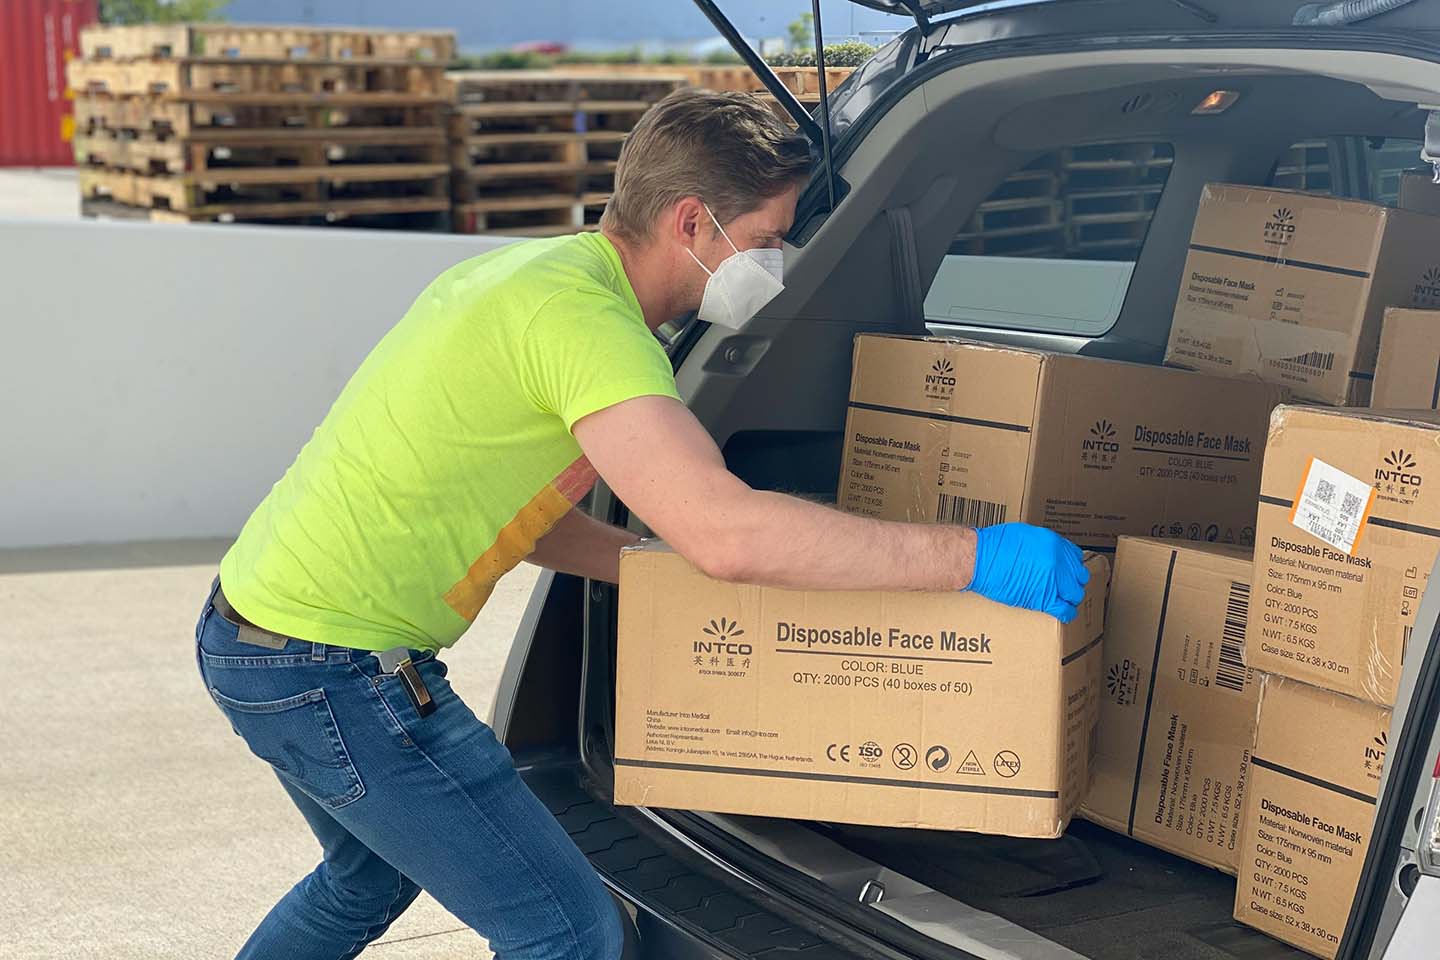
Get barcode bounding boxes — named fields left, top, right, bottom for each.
left=1217, top=579, right=1251, bottom=693
left=936, top=493, right=1007, bottom=527
left=1282, top=350, right=1336, bottom=371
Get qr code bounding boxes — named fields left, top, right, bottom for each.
left=1315, top=478, right=1336, bottom=504
left=1341, top=491, right=1362, bottom=520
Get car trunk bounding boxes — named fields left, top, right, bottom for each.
left=578, top=30, right=1440, bottom=960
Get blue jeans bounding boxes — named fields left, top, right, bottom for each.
left=194, top=579, right=623, bottom=960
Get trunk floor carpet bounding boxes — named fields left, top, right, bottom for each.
left=824, top=820, right=1307, bottom=960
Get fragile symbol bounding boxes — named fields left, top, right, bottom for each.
left=956, top=750, right=986, bottom=776
left=892, top=743, right=917, bottom=770
left=826, top=743, right=851, bottom=763
left=925, top=745, right=950, bottom=772
left=993, top=750, right=1022, bottom=778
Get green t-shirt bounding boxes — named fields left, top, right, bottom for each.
left=219, top=232, right=680, bottom=652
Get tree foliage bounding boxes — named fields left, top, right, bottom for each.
left=100, top=0, right=227, bottom=25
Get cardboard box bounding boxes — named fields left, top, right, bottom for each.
left=1164, top=183, right=1440, bottom=404
left=613, top=542, right=1110, bottom=837
left=1082, top=537, right=1260, bottom=873
left=1248, top=405, right=1440, bottom=705
left=1234, top=676, right=1390, bottom=958
left=1398, top=169, right=1440, bottom=218
left=838, top=334, right=1284, bottom=552
left=1372, top=307, right=1440, bottom=409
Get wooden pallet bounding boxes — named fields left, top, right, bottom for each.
left=74, top=92, right=447, bottom=138
left=81, top=24, right=455, bottom=63
left=454, top=191, right=609, bottom=235
left=1063, top=185, right=1162, bottom=219
left=75, top=129, right=447, bottom=175
left=69, top=58, right=446, bottom=97
left=559, top=63, right=855, bottom=98
left=79, top=165, right=448, bottom=213
left=961, top=197, right=1061, bottom=234
left=447, top=71, right=682, bottom=106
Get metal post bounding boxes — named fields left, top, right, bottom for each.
left=690, top=0, right=823, bottom=145
left=811, top=0, right=838, bottom=214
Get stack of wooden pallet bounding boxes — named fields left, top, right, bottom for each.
left=70, top=23, right=456, bottom=228
left=950, top=141, right=1175, bottom=259
left=447, top=71, right=683, bottom=236
left=560, top=63, right=855, bottom=126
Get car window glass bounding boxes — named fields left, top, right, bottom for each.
left=1267, top=136, right=1423, bottom=203
left=924, top=141, right=1174, bottom=337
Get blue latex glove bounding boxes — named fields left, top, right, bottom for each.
left=967, top=523, right=1089, bottom=622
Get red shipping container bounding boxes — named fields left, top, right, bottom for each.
left=0, top=0, right=98, bottom=166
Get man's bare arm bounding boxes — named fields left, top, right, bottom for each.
left=572, top=396, right=976, bottom=592
left=527, top=508, right=638, bottom=584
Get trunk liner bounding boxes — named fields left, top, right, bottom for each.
left=517, top=756, right=878, bottom=959
left=823, top=820, right=1307, bottom=960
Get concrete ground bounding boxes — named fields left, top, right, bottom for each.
left=0, top=168, right=80, bottom=219
left=0, top=540, right=541, bottom=959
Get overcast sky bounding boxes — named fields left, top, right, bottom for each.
left=219, top=0, right=913, bottom=51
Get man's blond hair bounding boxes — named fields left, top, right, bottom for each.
left=600, top=88, right=812, bottom=243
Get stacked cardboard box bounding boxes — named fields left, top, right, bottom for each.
left=1224, top=403, right=1436, bottom=957
left=1164, top=183, right=1440, bottom=405
left=1372, top=307, right=1440, bottom=410
left=837, top=335, right=1285, bottom=551
left=614, top=542, right=1110, bottom=837
left=1083, top=536, right=1260, bottom=874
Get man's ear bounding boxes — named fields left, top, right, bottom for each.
left=671, top=195, right=705, bottom=244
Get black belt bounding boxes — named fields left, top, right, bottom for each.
left=211, top=582, right=434, bottom=717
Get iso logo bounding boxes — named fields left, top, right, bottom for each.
left=857, top=740, right=883, bottom=762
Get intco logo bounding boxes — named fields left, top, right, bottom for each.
left=1080, top=419, right=1120, bottom=470
left=1105, top=659, right=1141, bottom=706
left=1364, top=730, right=1387, bottom=774
left=1084, top=419, right=1118, bottom=452
left=1414, top=266, right=1440, bottom=307
left=1262, top=207, right=1295, bottom=246
left=695, top=616, right=752, bottom=656
left=1376, top=449, right=1422, bottom=489
left=923, top=357, right=957, bottom=400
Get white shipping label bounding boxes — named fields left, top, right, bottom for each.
left=1290, top=457, right=1376, bottom=555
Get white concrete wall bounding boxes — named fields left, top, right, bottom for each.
left=1, top=219, right=513, bottom=548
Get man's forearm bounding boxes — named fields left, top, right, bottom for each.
left=527, top=507, right=639, bottom=583
left=698, top=490, right=976, bottom=592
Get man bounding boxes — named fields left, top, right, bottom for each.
left=195, top=89, right=1087, bottom=960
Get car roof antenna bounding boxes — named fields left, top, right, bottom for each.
left=691, top=0, right=838, bottom=213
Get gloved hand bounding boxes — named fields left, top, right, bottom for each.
left=966, top=523, right=1089, bottom=623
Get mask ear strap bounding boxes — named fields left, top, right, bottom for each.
left=685, top=247, right=713, bottom=277
left=704, top=203, right=740, bottom=255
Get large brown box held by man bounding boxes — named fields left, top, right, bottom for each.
left=1248, top=405, right=1440, bottom=705
left=613, top=542, right=1110, bottom=837
left=1082, top=537, right=1260, bottom=873
left=1234, top=676, right=1390, bottom=958
left=838, top=334, right=1284, bottom=552
left=1164, top=183, right=1440, bottom=404
left=1371, top=307, right=1440, bottom=410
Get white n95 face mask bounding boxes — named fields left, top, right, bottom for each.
left=685, top=204, right=785, bottom=330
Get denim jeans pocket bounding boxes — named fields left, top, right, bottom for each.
left=208, top=686, right=365, bottom=809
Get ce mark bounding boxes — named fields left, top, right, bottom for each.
left=826, top=743, right=851, bottom=763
